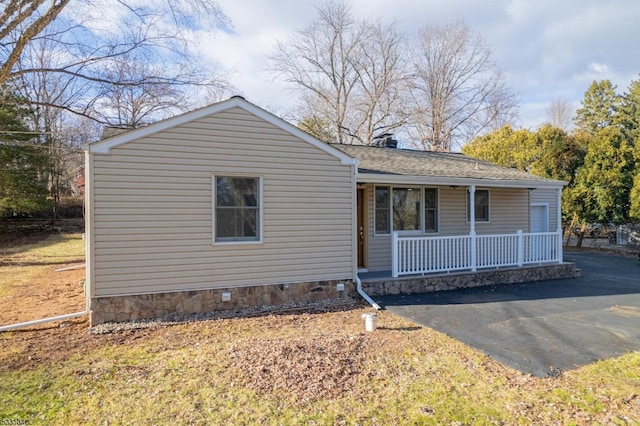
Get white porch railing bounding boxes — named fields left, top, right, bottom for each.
left=392, top=230, right=562, bottom=278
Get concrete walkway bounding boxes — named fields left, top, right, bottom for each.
left=375, top=251, right=640, bottom=377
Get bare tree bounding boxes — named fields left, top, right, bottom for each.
left=0, top=0, right=70, bottom=85
left=269, top=0, right=407, bottom=145
left=1, top=0, right=230, bottom=117
left=94, top=54, right=188, bottom=128
left=350, top=20, right=408, bottom=143
left=406, top=21, right=517, bottom=152
left=545, top=97, right=574, bottom=131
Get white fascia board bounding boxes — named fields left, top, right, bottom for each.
left=86, top=97, right=357, bottom=166
left=356, top=173, right=567, bottom=189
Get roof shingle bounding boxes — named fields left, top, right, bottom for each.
left=331, top=144, right=556, bottom=183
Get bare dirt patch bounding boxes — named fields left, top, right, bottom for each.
left=0, top=319, right=146, bottom=372
left=0, top=267, right=85, bottom=325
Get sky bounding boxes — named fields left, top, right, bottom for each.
left=196, top=0, right=640, bottom=131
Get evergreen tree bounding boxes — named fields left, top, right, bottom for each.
left=565, top=127, right=634, bottom=225
left=529, top=125, right=587, bottom=183
left=630, top=172, right=640, bottom=221
left=574, top=80, right=621, bottom=133
left=0, top=93, right=50, bottom=217
left=463, top=124, right=585, bottom=185
left=617, top=78, right=640, bottom=222
left=617, top=78, right=640, bottom=144
left=462, top=125, right=538, bottom=171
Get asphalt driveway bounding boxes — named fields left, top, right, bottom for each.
left=375, top=251, right=640, bottom=377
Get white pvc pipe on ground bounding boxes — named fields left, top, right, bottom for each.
left=0, top=311, right=87, bottom=332
left=54, top=263, right=86, bottom=272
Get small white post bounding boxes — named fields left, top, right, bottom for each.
left=516, top=230, right=524, bottom=266
left=392, top=231, right=399, bottom=278
left=556, top=188, right=563, bottom=263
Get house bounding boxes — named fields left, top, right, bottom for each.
left=84, top=96, right=577, bottom=326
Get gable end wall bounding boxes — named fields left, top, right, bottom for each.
left=90, top=107, right=354, bottom=298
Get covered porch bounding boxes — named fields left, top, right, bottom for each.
left=356, top=181, right=564, bottom=274
left=356, top=186, right=577, bottom=297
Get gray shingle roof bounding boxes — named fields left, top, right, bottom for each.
left=331, top=144, right=557, bottom=184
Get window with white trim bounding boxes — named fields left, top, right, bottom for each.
left=375, top=186, right=439, bottom=234
left=375, top=187, right=390, bottom=233
left=393, top=187, right=421, bottom=231
left=467, top=188, right=490, bottom=222
left=424, top=188, right=438, bottom=232
left=215, top=176, right=260, bottom=242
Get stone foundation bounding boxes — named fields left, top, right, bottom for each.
left=361, top=263, right=581, bottom=296
left=90, top=279, right=356, bottom=326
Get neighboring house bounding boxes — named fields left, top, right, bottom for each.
left=84, top=96, right=576, bottom=326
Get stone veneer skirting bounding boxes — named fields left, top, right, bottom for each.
left=361, top=263, right=581, bottom=296
left=90, top=279, right=356, bottom=326
left=90, top=263, right=580, bottom=326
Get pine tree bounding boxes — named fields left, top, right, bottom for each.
left=0, top=93, right=51, bottom=217
left=574, top=80, right=621, bottom=133
left=565, top=127, right=634, bottom=225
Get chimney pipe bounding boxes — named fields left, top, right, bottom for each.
left=372, top=133, right=397, bottom=148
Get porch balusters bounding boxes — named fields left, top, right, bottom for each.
left=392, top=230, right=562, bottom=277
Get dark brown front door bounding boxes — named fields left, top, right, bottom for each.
left=357, top=187, right=366, bottom=268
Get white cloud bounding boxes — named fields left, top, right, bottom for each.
left=588, top=62, right=610, bottom=74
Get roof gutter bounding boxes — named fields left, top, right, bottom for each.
left=356, top=174, right=567, bottom=189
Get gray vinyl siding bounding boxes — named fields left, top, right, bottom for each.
left=365, top=184, right=389, bottom=271
left=91, top=107, right=353, bottom=297
left=474, top=188, right=529, bottom=234
left=364, top=184, right=530, bottom=272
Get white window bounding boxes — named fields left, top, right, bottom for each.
left=375, top=186, right=439, bottom=234
left=467, top=189, right=490, bottom=222
left=214, top=176, right=261, bottom=242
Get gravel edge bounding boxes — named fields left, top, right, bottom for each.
left=89, top=297, right=365, bottom=334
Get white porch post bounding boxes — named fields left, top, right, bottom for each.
left=516, top=230, right=524, bottom=267
left=469, top=185, right=477, bottom=272
left=392, top=231, right=399, bottom=278
left=556, top=187, right=563, bottom=263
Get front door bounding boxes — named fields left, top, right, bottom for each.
left=357, top=188, right=366, bottom=268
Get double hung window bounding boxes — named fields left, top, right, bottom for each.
left=467, top=189, right=490, bottom=222
left=215, top=176, right=260, bottom=242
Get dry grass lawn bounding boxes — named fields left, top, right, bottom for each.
left=1, top=233, right=639, bottom=425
